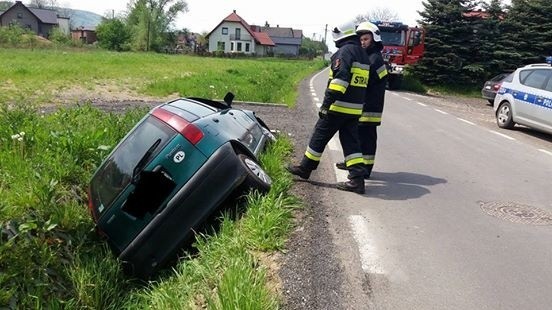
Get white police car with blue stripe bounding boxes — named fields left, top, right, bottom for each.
left=494, top=63, right=552, bottom=135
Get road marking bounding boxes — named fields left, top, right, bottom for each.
left=415, top=101, right=427, bottom=106
left=349, top=215, right=385, bottom=275
left=434, top=108, right=448, bottom=115
left=538, top=149, right=552, bottom=156
left=312, top=97, right=320, bottom=102
left=403, top=97, right=413, bottom=101
left=489, top=130, right=516, bottom=141
left=309, top=67, right=328, bottom=90
left=457, top=118, right=475, bottom=125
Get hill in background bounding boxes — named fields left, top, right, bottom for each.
left=58, top=8, right=104, bottom=29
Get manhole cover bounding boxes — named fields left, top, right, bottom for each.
left=480, top=201, right=552, bottom=225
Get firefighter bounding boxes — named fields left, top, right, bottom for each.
left=287, top=21, right=370, bottom=194
left=336, top=21, right=388, bottom=179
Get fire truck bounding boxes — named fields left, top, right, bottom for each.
left=372, top=21, right=425, bottom=89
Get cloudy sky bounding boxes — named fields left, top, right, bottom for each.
left=58, top=0, right=426, bottom=41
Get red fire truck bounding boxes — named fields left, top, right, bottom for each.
left=372, top=21, right=425, bottom=89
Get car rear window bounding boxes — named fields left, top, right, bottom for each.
left=168, top=99, right=216, bottom=118
left=90, top=116, right=175, bottom=213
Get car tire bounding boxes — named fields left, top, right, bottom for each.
left=238, top=154, right=271, bottom=193
left=496, top=101, right=515, bottom=129
left=487, top=99, right=494, bottom=105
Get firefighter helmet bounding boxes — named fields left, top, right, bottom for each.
left=331, top=21, right=358, bottom=42
left=356, top=21, right=382, bottom=42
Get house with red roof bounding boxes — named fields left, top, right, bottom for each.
left=206, top=10, right=303, bottom=56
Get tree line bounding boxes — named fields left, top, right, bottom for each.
left=412, top=0, right=552, bottom=86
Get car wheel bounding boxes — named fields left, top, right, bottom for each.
left=238, top=154, right=271, bottom=193
left=496, top=101, right=515, bottom=129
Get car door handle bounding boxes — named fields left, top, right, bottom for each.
left=212, top=118, right=219, bottom=123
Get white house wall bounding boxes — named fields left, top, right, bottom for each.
left=208, top=21, right=256, bottom=54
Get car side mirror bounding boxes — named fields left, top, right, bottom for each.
left=224, top=92, right=234, bottom=107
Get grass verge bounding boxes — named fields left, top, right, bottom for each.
left=0, top=48, right=325, bottom=106
left=0, top=102, right=298, bottom=308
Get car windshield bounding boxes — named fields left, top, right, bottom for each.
left=380, top=29, right=405, bottom=46
left=90, top=116, right=175, bottom=212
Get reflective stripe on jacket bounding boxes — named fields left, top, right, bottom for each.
left=323, top=38, right=370, bottom=117
left=360, top=46, right=388, bottom=125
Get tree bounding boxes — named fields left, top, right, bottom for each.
left=96, top=18, right=131, bottom=51
left=299, top=37, right=328, bottom=58
left=499, top=0, right=552, bottom=67
left=354, top=7, right=400, bottom=23
left=28, top=0, right=57, bottom=9
left=411, top=0, right=478, bottom=86
left=0, top=1, right=13, bottom=11
left=125, top=0, right=188, bottom=52
left=474, top=0, right=508, bottom=78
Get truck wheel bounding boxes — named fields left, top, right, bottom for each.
left=388, top=75, right=403, bottom=90
left=496, top=101, right=515, bottom=129
left=238, top=154, right=271, bottom=194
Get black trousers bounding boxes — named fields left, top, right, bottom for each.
left=301, top=114, right=365, bottom=179
left=358, top=124, right=378, bottom=175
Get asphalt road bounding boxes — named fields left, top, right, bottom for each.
left=271, top=68, right=552, bottom=310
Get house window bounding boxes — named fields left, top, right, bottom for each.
left=222, top=27, right=228, bottom=35
left=217, top=41, right=225, bottom=51
left=230, top=42, right=234, bottom=51
left=17, top=12, right=23, bottom=19
left=245, top=43, right=250, bottom=52
left=237, top=42, right=242, bottom=52
left=235, top=28, right=241, bottom=40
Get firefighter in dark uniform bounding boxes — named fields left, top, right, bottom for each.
left=336, top=21, right=388, bottom=179
left=287, top=21, right=370, bottom=194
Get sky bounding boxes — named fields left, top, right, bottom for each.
left=57, top=0, right=425, bottom=47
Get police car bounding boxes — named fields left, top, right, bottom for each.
left=494, top=63, right=552, bottom=135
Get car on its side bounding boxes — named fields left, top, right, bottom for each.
left=87, top=93, right=274, bottom=278
left=494, top=64, right=552, bottom=135
left=481, top=72, right=512, bottom=104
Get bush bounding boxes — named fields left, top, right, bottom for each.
left=96, top=18, right=131, bottom=51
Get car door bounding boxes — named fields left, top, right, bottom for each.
left=515, top=69, right=547, bottom=122
left=533, top=70, right=552, bottom=130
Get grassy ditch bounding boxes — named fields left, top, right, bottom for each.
left=0, top=48, right=325, bottom=106
left=0, top=102, right=298, bottom=308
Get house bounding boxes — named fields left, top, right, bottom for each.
left=71, top=26, right=96, bottom=44
left=0, top=1, right=69, bottom=38
left=206, top=10, right=275, bottom=56
left=252, top=24, right=303, bottom=56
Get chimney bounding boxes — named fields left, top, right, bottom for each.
left=233, top=10, right=236, bottom=13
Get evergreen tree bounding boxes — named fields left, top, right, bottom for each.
left=500, top=0, right=552, bottom=66
left=411, top=0, right=477, bottom=86
left=470, top=0, right=507, bottom=81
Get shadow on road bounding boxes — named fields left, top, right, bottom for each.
left=292, top=171, right=447, bottom=201
left=365, top=171, right=447, bottom=201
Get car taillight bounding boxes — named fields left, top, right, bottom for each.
left=87, top=187, right=98, bottom=222
left=493, top=83, right=502, bottom=91
left=152, top=107, right=204, bottom=144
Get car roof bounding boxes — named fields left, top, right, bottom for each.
left=521, top=63, right=552, bottom=69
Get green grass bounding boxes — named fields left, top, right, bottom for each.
left=0, top=100, right=299, bottom=308
left=0, top=47, right=316, bottom=308
left=0, top=48, right=325, bottom=106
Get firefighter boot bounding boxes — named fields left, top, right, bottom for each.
left=335, top=162, right=348, bottom=170
left=286, top=165, right=311, bottom=180
left=336, top=177, right=365, bottom=194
